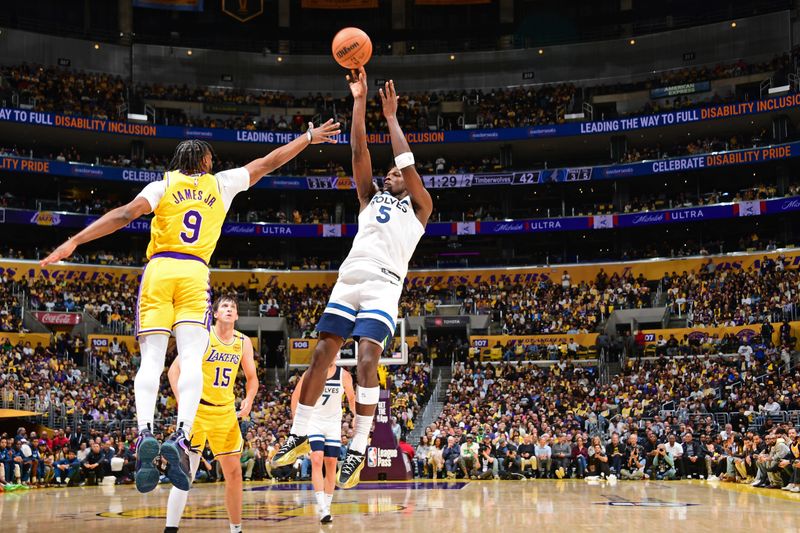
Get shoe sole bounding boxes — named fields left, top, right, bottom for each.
left=271, top=440, right=311, bottom=468
left=321, top=515, right=333, bottom=524
left=161, top=440, right=191, bottom=491
left=336, top=459, right=365, bottom=489
left=134, top=438, right=161, bottom=493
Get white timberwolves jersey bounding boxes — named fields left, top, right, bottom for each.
left=314, top=366, right=344, bottom=421
left=339, top=192, right=425, bottom=281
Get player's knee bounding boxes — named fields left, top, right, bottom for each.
left=311, top=453, right=323, bottom=467
left=356, top=351, right=380, bottom=380
left=310, top=341, right=339, bottom=370
left=221, top=457, right=241, bottom=478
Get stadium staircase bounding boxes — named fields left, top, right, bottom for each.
left=238, top=300, right=259, bottom=317
left=652, top=282, right=686, bottom=328
left=407, top=367, right=451, bottom=445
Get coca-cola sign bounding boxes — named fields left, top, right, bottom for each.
left=33, top=312, right=82, bottom=326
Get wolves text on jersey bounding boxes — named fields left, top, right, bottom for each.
left=371, top=193, right=409, bottom=213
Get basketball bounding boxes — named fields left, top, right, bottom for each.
left=331, top=27, right=372, bottom=69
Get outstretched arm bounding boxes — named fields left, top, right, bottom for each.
left=238, top=337, right=259, bottom=419
left=243, top=119, right=341, bottom=187
left=348, top=67, right=378, bottom=209
left=379, top=80, right=433, bottom=226
left=40, top=195, right=152, bottom=266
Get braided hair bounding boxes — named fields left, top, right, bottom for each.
left=167, top=139, right=215, bottom=175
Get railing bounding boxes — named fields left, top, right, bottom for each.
left=789, top=72, right=799, bottom=93
left=660, top=357, right=795, bottom=414
left=653, top=281, right=663, bottom=308
left=598, top=347, right=610, bottom=385
left=408, top=374, right=443, bottom=445
left=660, top=410, right=800, bottom=431
left=0, top=387, right=82, bottom=429
left=582, top=101, right=594, bottom=121
left=760, top=77, right=773, bottom=99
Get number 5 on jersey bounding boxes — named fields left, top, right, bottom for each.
left=376, top=205, right=391, bottom=223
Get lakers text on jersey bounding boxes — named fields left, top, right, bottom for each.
left=189, top=329, right=246, bottom=457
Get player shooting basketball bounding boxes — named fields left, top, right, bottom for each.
left=271, top=67, right=433, bottom=489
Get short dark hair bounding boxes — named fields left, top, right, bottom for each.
left=213, top=294, right=238, bottom=313
left=168, top=139, right=215, bottom=175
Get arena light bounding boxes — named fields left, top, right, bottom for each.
left=564, top=112, right=585, bottom=120
left=538, top=49, right=544, bottom=55
left=186, top=49, right=193, bottom=56
left=768, top=85, right=790, bottom=94
left=277, top=56, right=283, bottom=62
left=449, top=54, right=455, bottom=61
left=731, top=21, right=737, bottom=28
left=127, top=113, right=149, bottom=122
left=629, top=39, right=636, bottom=45
left=93, top=43, right=100, bottom=50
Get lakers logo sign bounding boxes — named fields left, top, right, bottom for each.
left=221, top=0, right=264, bottom=22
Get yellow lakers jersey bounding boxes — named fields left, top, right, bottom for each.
left=202, top=328, right=245, bottom=406
left=146, top=170, right=226, bottom=263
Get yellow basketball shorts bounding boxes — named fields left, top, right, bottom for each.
left=189, top=402, right=244, bottom=457
left=136, top=253, right=212, bottom=337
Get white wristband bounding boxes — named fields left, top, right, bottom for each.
left=306, top=123, right=313, bottom=142
left=394, top=152, right=415, bottom=169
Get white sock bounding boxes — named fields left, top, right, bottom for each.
left=166, top=486, right=189, bottom=528
left=325, top=492, right=333, bottom=508
left=350, top=414, right=374, bottom=454
left=315, top=490, right=326, bottom=512
left=290, top=403, right=314, bottom=436
left=175, top=324, right=210, bottom=435
left=229, top=524, right=242, bottom=533
left=134, top=334, right=169, bottom=432
left=165, top=452, right=201, bottom=527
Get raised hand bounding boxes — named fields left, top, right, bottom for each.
left=40, top=239, right=77, bottom=267
left=307, top=118, right=341, bottom=144
left=379, top=79, right=399, bottom=119
left=346, top=66, right=368, bottom=100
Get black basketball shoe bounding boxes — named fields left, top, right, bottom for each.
left=336, top=449, right=365, bottom=489
left=270, top=433, right=310, bottom=468
left=134, top=429, right=161, bottom=493
left=160, top=428, right=192, bottom=491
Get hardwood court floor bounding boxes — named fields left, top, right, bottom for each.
left=2, top=478, right=799, bottom=532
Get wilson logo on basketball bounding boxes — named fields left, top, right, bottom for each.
left=336, top=42, right=360, bottom=58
